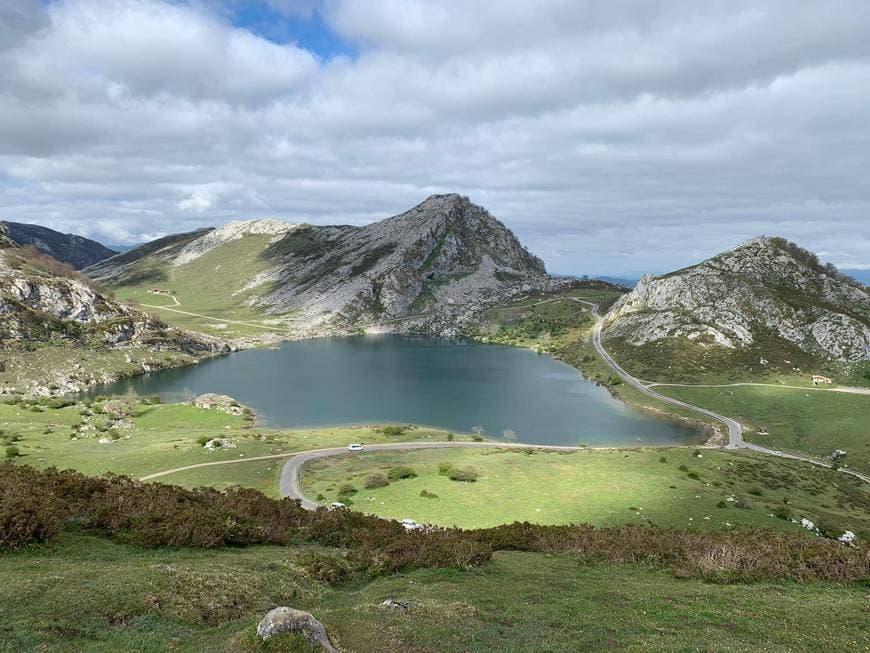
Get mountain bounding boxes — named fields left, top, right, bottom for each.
left=1, top=221, right=118, bottom=269
left=602, top=236, right=870, bottom=382
left=0, top=226, right=227, bottom=395
left=595, top=275, right=638, bottom=288
left=86, top=194, right=554, bottom=337
left=841, top=269, right=870, bottom=286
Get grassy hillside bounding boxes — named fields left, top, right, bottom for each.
left=2, top=533, right=868, bottom=652
left=301, top=447, right=870, bottom=537
left=604, top=332, right=866, bottom=386
left=655, top=385, right=870, bottom=475
left=113, top=235, right=291, bottom=339
left=463, top=283, right=625, bottom=351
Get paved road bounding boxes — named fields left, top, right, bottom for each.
left=582, top=298, right=870, bottom=483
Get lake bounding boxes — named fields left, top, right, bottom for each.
left=87, top=336, right=702, bottom=446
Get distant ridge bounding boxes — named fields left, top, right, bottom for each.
left=1, top=221, right=117, bottom=269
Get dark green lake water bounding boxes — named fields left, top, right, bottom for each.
left=88, top=336, right=702, bottom=446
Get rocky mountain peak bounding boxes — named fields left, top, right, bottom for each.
left=604, top=236, right=870, bottom=366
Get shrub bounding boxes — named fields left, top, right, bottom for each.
left=716, top=501, right=728, bottom=509
left=687, top=472, right=701, bottom=480
left=420, top=489, right=438, bottom=499
left=659, top=457, right=667, bottom=463
left=102, top=395, right=138, bottom=420
left=0, top=466, right=68, bottom=548
left=678, top=464, right=689, bottom=472
left=387, top=466, right=417, bottom=482
left=446, top=433, right=454, bottom=442
left=4, top=464, right=869, bottom=584
left=437, top=463, right=453, bottom=476
left=299, top=552, right=352, bottom=585
left=364, top=473, right=389, bottom=489
left=748, top=488, right=765, bottom=497
left=337, top=483, right=357, bottom=497
left=379, top=425, right=410, bottom=437
left=471, top=435, right=484, bottom=442
left=448, top=467, right=479, bottom=482
left=196, top=436, right=210, bottom=447
left=4, top=446, right=20, bottom=459
left=735, top=498, right=752, bottom=510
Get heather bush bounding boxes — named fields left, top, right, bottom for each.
left=448, top=467, right=479, bottom=482
left=299, top=552, right=352, bottom=585
left=0, top=472, right=67, bottom=548
left=364, top=473, right=389, bottom=489
left=2, top=464, right=867, bottom=584
left=387, top=466, right=417, bottom=481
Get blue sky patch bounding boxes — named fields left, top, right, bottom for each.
left=230, top=2, right=356, bottom=60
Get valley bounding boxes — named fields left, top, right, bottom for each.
left=2, top=202, right=868, bottom=653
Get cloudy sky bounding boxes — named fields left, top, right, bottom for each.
left=1, top=0, right=869, bottom=276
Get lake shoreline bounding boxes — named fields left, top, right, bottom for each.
left=79, top=335, right=703, bottom=449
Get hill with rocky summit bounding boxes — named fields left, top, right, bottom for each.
left=1, top=221, right=118, bottom=269
left=602, top=236, right=870, bottom=383
left=86, top=194, right=554, bottom=338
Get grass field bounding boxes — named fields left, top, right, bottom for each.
left=655, top=385, right=870, bottom=475
left=113, top=235, right=292, bottom=339
left=2, top=532, right=867, bottom=652
left=0, top=399, right=467, bottom=496
left=300, top=446, right=870, bottom=537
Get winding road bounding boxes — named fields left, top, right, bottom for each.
left=140, top=296, right=869, bottom=500
left=580, top=298, right=869, bottom=483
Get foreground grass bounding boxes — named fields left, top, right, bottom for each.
left=1, top=532, right=867, bottom=652
left=655, top=385, right=870, bottom=475
left=301, top=447, right=870, bottom=537
left=0, top=399, right=467, bottom=496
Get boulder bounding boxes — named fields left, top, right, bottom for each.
left=256, top=607, right=337, bottom=652
left=193, top=393, right=249, bottom=416
left=381, top=598, right=416, bottom=613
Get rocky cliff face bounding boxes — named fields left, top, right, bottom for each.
left=1, top=221, right=117, bottom=269
left=254, top=194, right=550, bottom=335
left=88, top=194, right=554, bottom=337
left=0, top=242, right=226, bottom=357
left=603, top=236, right=870, bottom=366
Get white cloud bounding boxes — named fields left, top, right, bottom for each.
left=0, top=0, right=869, bottom=273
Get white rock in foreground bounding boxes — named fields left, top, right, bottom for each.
left=256, top=607, right=338, bottom=652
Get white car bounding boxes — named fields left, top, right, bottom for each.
left=401, top=518, right=421, bottom=531
left=772, top=450, right=783, bottom=456
left=348, top=443, right=364, bottom=452
left=328, top=502, right=347, bottom=510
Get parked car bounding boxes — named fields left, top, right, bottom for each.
left=401, top=518, right=421, bottom=531
left=348, top=443, right=365, bottom=451
left=772, top=450, right=783, bottom=457
left=328, top=502, right=347, bottom=510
